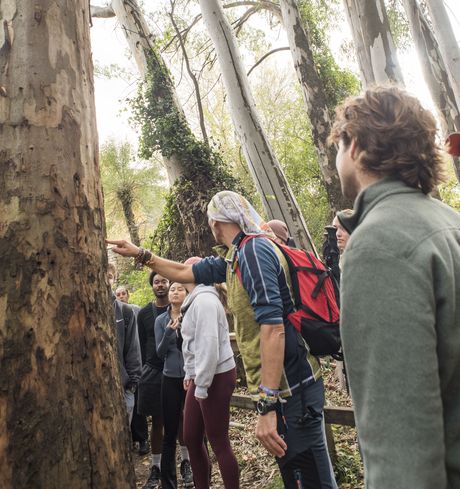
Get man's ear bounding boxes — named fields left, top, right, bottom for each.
left=350, top=138, right=359, bottom=160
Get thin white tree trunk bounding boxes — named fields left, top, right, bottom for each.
left=402, top=0, right=460, bottom=182
left=425, top=0, right=460, bottom=110
left=342, top=0, right=404, bottom=86
left=199, top=0, right=315, bottom=251
left=93, top=0, right=184, bottom=183
left=279, top=0, right=351, bottom=213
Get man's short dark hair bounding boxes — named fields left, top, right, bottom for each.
left=148, top=270, right=157, bottom=287
left=329, top=86, right=446, bottom=194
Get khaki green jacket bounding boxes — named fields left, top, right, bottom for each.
left=339, top=178, right=460, bottom=489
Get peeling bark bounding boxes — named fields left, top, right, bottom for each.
left=343, top=0, right=404, bottom=86
left=0, top=2, right=135, bottom=487
left=425, top=0, right=460, bottom=110
left=199, top=0, right=316, bottom=251
left=279, top=0, right=352, bottom=214
left=402, top=0, right=460, bottom=182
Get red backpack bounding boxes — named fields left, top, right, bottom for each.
left=237, top=235, right=341, bottom=357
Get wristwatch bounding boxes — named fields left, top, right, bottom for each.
left=256, top=397, right=278, bottom=416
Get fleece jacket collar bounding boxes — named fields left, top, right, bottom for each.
left=338, top=177, right=425, bottom=235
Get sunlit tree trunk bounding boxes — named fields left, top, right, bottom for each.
left=402, top=0, right=460, bottom=182
left=93, top=0, right=184, bottom=184
left=198, top=0, right=315, bottom=251
left=279, top=0, right=352, bottom=213
left=0, top=1, right=135, bottom=488
left=424, top=0, right=460, bottom=109
left=342, top=0, right=404, bottom=86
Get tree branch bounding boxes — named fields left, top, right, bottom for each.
left=247, top=47, right=290, bottom=76
left=90, top=3, right=116, bottom=18
left=169, top=2, right=209, bottom=144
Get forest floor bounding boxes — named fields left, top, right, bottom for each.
left=133, top=360, right=363, bottom=489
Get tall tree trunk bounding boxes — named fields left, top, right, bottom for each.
left=198, top=0, right=316, bottom=251
left=342, top=0, right=404, bottom=86
left=0, top=2, right=135, bottom=488
left=279, top=0, right=352, bottom=213
left=102, top=0, right=184, bottom=184
left=92, top=0, right=240, bottom=259
left=118, top=189, right=141, bottom=246
left=424, top=0, right=460, bottom=109
left=402, top=0, right=460, bottom=182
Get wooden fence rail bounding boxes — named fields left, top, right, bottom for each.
left=231, top=394, right=355, bottom=427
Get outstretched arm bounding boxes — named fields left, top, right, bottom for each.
left=106, top=239, right=194, bottom=283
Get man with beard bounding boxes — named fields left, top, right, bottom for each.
left=137, top=272, right=170, bottom=489
left=328, top=86, right=460, bottom=488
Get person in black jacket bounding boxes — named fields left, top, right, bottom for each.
left=108, top=263, right=142, bottom=424
left=137, top=271, right=170, bottom=489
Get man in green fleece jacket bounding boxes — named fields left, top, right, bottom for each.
left=329, top=86, right=460, bottom=489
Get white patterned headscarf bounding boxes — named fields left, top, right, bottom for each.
left=207, top=191, right=275, bottom=237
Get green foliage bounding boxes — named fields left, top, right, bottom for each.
left=253, top=69, right=332, bottom=248
left=298, top=0, right=361, bottom=110
left=129, top=44, right=243, bottom=258
left=386, top=0, right=413, bottom=51
left=439, top=164, right=460, bottom=211
left=130, top=50, right=238, bottom=190
left=118, top=267, right=153, bottom=308
left=100, top=139, right=165, bottom=242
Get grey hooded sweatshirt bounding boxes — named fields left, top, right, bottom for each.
left=180, top=285, right=235, bottom=399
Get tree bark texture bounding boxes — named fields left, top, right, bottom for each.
left=402, top=0, right=460, bottom=182
left=0, top=2, right=136, bottom=488
left=199, top=0, right=316, bottom=251
left=425, top=0, right=460, bottom=110
left=342, top=0, right=404, bottom=86
left=279, top=0, right=352, bottom=213
left=109, top=0, right=184, bottom=184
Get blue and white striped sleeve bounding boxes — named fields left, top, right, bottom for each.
left=238, top=237, right=284, bottom=325
left=192, top=256, right=227, bottom=285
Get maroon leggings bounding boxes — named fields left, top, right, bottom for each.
left=183, top=368, right=239, bottom=489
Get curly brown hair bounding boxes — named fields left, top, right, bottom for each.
left=329, top=86, right=446, bottom=194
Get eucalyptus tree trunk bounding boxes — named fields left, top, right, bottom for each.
left=402, top=0, right=460, bottom=182
left=0, top=2, right=135, bottom=488
left=279, top=0, right=352, bottom=213
left=198, top=0, right=315, bottom=251
left=424, top=0, right=460, bottom=109
left=92, top=0, right=184, bottom=184
left=342, top=0, right=404, bottom=86
left=92, top=0, right=239, bottom=259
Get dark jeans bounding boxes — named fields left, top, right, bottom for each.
left=183, top=368, right=239, bottom=489
left=277, top=379, right=337, bottom=489
left=161, top=375, right=186, bottom=489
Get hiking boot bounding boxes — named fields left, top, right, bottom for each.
left=138, top=440, right=150, bottom=456
left=142, top=465, right=161, bottom=489
left=180, top=459, right=194, bottom=488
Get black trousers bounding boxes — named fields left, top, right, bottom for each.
left=131, top=391, right=148, bottom=443
left=160, top=376, right=185, bottom=489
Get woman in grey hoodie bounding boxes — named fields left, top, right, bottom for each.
left=181, top=257, right=239, bottom=489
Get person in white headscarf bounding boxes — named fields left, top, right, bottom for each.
left=108, top=191, right=337, bottom=489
